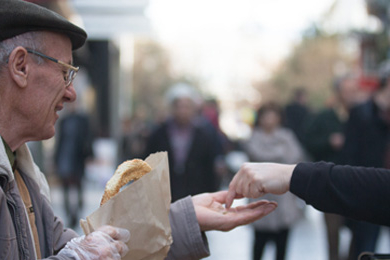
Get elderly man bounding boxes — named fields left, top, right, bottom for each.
left=0, top=1, right=277, bottom=259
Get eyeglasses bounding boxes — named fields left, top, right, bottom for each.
left=25, top=48, right=79, bottom=87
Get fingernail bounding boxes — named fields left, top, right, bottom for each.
left=264, top=204, right=276, bottom=214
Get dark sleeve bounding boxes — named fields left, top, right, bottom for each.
left=290, top=161, right=390, bottom=226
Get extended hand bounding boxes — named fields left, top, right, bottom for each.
left=192, top=191, right=277, bottom=232
left=226, top=162, right=296, bottom=208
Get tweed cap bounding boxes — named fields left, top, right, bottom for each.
left=0, top=0, right=87, bottom=50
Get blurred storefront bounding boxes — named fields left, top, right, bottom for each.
left=72, top=0, right=151, bottom=138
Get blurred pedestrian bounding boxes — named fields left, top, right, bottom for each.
left=303, top=75, right=358, bottom=165
left=118, top=107, right=153, bottom=163
left=146, top=83, right=223, bottom=202
left=54, top=101, right=93, bottom=228
left=303, top=73, right=361, bottom=260
left=201, top=98, right=234, bottom=185
left=244, top=102, right=305, bottom=260
left=284, top=88, right=311, bottom=145
left=342, top=66, right=390, bottom=259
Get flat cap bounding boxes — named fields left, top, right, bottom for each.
left=0, top=0, right=87, bottom=50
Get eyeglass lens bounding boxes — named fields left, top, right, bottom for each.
left=66, top=69, right=77, bottom=87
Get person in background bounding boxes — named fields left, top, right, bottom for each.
left=118, top=107, right=152, bottom=163
left=303, top=74, right=360, bottom=165
left=0, top=1, right=278, bottom=259
left=244, top=103, right=305, bottom=260
left=303, top=73, right=361, bottom=260
left=284, top=88, right=311, bottom=145
left=201, top=98, right=233, bottom=186
left=54, top=101, right=93, bottom=228
left=201, top=98, right=232, bottom=154
left=342, top=65, right=390, bottom=259
left=146, top=83, right=223, bottom=202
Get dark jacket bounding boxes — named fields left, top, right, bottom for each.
left=303, top=109, right=346, bottom=163
left=343, top=99, right=390, bottom=168
left=146, top=119, right=220, bottom=202
left=291, top=161, right=390, bottom=227
left=54, top=112, right=93, bottom=179
left=284, top=102, right=310, bottom=144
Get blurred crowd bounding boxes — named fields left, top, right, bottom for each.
left=111, top=65, right=389, bottom=260
left=49, top=67, right=390, bottom=260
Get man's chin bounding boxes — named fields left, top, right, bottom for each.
left=39, top=128, right=56, bottom=141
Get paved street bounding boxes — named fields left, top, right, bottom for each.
left=50, top=179, right=390, bottom=260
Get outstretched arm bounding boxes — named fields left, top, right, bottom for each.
left=226, top=161, right=390, bottom=227
left=226, top=162, right=295, bottom=208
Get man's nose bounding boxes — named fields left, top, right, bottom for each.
left=64, top=84, right=77, bottom=102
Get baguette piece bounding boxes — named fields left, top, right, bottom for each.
left=100, top=159, right=152, bottom=206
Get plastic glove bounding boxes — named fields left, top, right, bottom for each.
left=58, top=225, right=130, bottom=260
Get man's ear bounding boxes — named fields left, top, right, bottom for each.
left=7, top=47, right=29, bottom=88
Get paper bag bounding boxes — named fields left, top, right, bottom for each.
left=80, top=152, right=172, bottom=260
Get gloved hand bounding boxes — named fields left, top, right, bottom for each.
left=58, top=225, right=130, bottom=260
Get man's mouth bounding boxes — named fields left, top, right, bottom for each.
left=55, top=105, right=63, bottom=112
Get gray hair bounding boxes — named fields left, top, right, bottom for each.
left=0, top=31, right=47, bottom=72
left=166, top=82, right=202, bottom=105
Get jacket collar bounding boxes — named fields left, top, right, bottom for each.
left=0, top=137, right=15, bottom=181
left=0, top=137, right=51, bottom=201
left=2, top=139, right=15, bottom=169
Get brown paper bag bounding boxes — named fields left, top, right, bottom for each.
left=80, top=152, right=172, bottom=260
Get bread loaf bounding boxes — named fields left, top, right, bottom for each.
left=100, top=159, right=152, bottom=206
